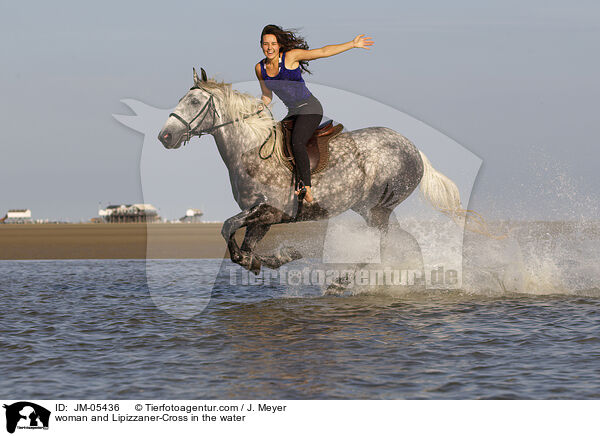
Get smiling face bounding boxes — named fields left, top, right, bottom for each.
left=261, top=34, right=280, bottom=61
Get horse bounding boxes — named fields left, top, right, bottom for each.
left=158, top=68, right=465, bottom=274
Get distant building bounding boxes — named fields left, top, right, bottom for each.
left=180, top=208, right=204, bottom=223
left=98, top=204, right=160, bottom=223
left=0, top=209, right=33, bottom=224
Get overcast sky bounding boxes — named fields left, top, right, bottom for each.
left=1, top=0, right=598, bottom=221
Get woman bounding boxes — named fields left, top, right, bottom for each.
left=255, top=24, right=373, bottom=202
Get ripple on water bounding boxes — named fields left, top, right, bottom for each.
left=0, top=259, right=599, bottom=399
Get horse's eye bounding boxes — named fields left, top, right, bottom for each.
left=190, top=98, right=200, bottom=105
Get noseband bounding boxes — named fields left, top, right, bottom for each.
left=168, top=85, right=269, bottom=146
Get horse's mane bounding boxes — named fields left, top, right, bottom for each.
left=197, top=78, right=277, bottom=140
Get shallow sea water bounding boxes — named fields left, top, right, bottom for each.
left=1, top=221, right=599, bottom=399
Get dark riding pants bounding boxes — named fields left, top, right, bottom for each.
left=284, top=94, right=323, bottom=187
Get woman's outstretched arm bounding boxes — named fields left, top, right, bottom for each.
left=287, top=34, right=374, bottom=63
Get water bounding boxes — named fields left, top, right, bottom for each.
left=1, top=221, right=599, bottom=399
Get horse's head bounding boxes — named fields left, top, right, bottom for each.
left=158, top=67, right=217, bottom=149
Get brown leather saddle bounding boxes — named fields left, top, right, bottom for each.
left=280, top=119, right=344, bottom=175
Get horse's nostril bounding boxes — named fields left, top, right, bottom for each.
left=160, top=132, right=172, bottom=145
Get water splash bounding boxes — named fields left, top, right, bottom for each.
left=304, top=217, right=600, bottom=298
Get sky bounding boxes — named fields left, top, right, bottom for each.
left=1, top=0, right=599, bottom=222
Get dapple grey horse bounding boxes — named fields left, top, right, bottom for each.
left=158, top=68, right=464, bottom=274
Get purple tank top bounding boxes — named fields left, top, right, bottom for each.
left=260, top=51, right=312, bottom=108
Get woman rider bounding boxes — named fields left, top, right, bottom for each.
left=255, top=24, right=373, bottom=202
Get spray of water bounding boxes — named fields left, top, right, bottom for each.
left=301, top=152, right=600, bottom=298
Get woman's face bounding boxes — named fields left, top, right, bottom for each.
left=261, top=34, right=280, bottom=60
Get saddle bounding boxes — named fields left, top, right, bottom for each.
left=280, top=119, right=344, bottom=175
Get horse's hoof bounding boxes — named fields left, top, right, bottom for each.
left=249, top=255, right=261, bottom=275
left=325, top=283, right=347, bottom=296
left=324, top=275, right=353, bottom=296
left=238, top=251, right=261, bottom=275
left=284, top=247, right=303, bottom=262
left=256, top=255, right=280, bottom=269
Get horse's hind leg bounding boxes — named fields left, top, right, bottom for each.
left=353, top=205, right=423, bottom=268
left=353, top=205, right=392, bottom=252
left=324, top=206, right=394, bottom=294
left=365, top=206, right=392, bottom=231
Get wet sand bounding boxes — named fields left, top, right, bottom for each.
left=0, top=223, right=328, bottom=260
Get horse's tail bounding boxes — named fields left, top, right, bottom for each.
left=418, top=151, right=462, bottom=217
left=418, top=151, right=506, bottom=239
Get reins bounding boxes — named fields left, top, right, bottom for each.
left=168, top=86, right=276, bottom=150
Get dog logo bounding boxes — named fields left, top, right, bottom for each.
left=3, top=402, right=50, bottom=434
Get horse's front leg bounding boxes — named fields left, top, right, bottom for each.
left=239, top=224, right=271, bottom=274
left=240, top=223, right=271, bottom=253
left=222, top=204, right=304, bottom=274
left=221, top=208, right=254, bottom=269
left=241, top=223, right=303, bottom=271
left=221, top=204, right=285, bottom=273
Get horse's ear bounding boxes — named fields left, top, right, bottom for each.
left=193, top=67, right=201, bottom=86
left=200, top=67, right=208, bottom=82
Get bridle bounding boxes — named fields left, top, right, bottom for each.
left=168, top=85, right=272, bottom=147
left=168, top=86, right=220, bottom=146
left=167, top=83, right=295, bottom=210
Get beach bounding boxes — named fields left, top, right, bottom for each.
left=0, top=222, right=328, bottom=260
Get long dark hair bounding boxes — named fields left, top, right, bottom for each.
left=260, top=24, right=312, bottom=74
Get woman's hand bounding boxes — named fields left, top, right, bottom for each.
left=260, top=95, right=272, bottom=106
left=353, top=34, right=374, bottom=49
